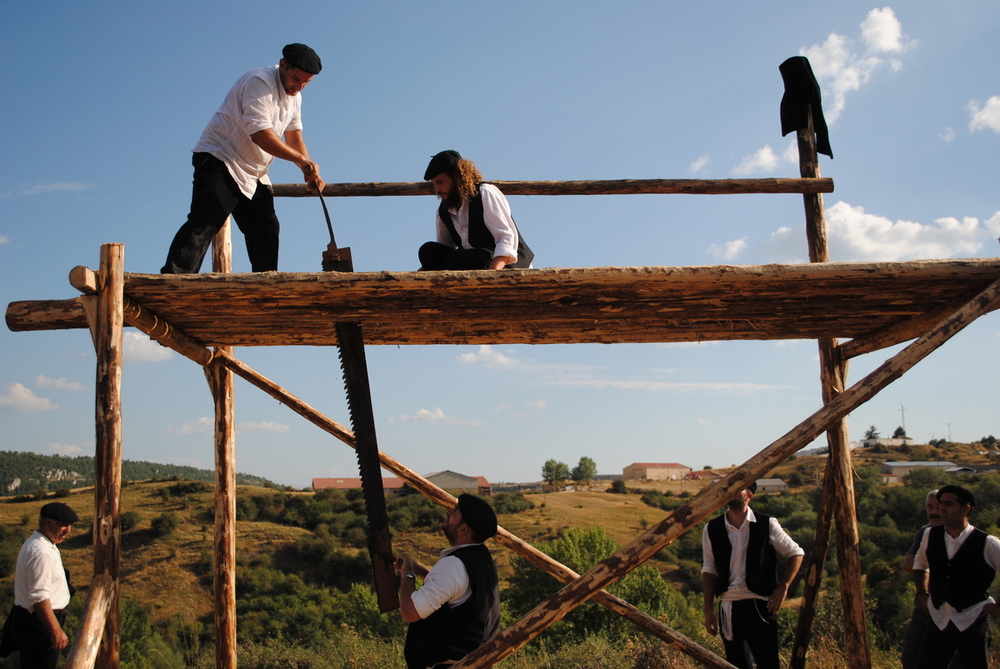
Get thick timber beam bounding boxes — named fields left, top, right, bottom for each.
left=451, top=276, right=1000, bottom=668
left=64, top=574, right=115, bottom=669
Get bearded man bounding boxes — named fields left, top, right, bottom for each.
left=418, top=150, right=533, bottom=270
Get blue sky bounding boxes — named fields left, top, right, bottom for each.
left=1, top=2, right=997, bottom=489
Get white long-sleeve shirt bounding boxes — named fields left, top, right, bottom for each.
left=409, top=544, right=478, bottom=620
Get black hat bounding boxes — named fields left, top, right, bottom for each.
left=40, top=502, right=79, bottom=523
left=424, top=150, right=462, bottom=181
left=282, top=43, right=322, bottom=75
left=457, top=493, right=497, bottom=540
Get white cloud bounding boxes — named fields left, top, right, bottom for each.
left=525, top=400, right=547, bottom=410
left=969, top=96, right=1000, bottom=134
left=456, top=345, right=519, bottom=368
left=0, top=235, right=9, bottom=245
left=0, top=383, right=58, bottom=412
left=939, top=127, right=956, bottom=142
left=801, top=7, right=913, bottom=122
left=708, top=237, right=748, bottom=262
left=239, top=421, right=291, bottom=433
left=689, top=155, right=710, bottom=173
left=167, top=416, right=213, bottom=436
left=826, top=202, right=986, bottom=260
left=731, top=141, right=797, bottom=176
left=123, top=332, right=173, bottom=364
left=49, top=442, right=84, bottom=456
left=36, top=375, right=83, bottom=391
left=0, top=182, right=97, bottom=199
left=388, top=407, right=484, bottom=427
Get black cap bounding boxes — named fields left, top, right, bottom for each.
left=457, top=493, right=497, bottom=540
left=424, top=150, right=462, bottom=181
left=40, top=502, right=79, bottom=523
left=282, top=43, right=322, bottom=75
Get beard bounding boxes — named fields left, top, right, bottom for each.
left=441, top=185, right=462, bottom=211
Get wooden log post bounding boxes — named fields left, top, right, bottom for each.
left=64, top=574, right=115, bottom=669
left=450, top=277, right=1000, bottom=668
left=797, top=109, right=871, bottom=668
left=209, top=218, right=238, bottom=669
left=93, top=243, right=123, bottom=668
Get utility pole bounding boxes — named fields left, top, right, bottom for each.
left=899, top=404, right=906, bottom=434
left=947, top=422, right=953, bottom=442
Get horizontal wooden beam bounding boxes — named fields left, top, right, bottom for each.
left=271, top=177, right=834, bottom=198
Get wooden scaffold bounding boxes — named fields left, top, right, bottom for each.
left=7, top=97, right=1000, bottom=669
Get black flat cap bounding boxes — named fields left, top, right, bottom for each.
left=457, top=493, right=497, bottom=540
left=424, top=150, right=462, bottom=181
left=282, top=43, right=322, bottom=75
left=40, top=502, right=79, bottom=523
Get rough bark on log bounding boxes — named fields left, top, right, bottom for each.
left=64, top=574, right=115, bottom=669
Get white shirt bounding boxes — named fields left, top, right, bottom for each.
left=14, top=530, right=71, bottom=612
left=435, top=184, right=521, bottom=264
left=410, top=544, right=477, bottom=620
left=193, top=65, right=304, bottom=199
left=913, top=524, right=1000, bottom=631
left=701, top=508, right=805, bottom=603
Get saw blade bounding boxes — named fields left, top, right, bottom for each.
left=335, top=320, right=399, bottom=613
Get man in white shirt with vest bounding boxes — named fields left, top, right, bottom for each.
left=913, top=484, right=1000, bottom=669
left=161, top=43, right=325, bottom=273
left=395, top=494, right=500, bottom=668
left=701, top=481, right=804, bottom=669
left=0, top=502, right=79, bottom=668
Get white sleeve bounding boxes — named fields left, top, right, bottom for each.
left=479, top=184, right=519, bottom=261
left=409, top=556, right=470, bottom=619
left=701, top=524, right=718, bottom=575
left=769, top=517, right=805, bottom=558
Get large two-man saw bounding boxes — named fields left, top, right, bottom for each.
left=318, top=191, right=398, bottom=613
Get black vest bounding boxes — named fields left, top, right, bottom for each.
left=404, top=544, right=500, bottom=669
left=437, top=186, right=534, bottom=268
left=926, top=525, right=995, bottom=612
left=707, top=512, right=778, bottom=598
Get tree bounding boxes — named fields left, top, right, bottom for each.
left=541, top=459, right=570, bottom=486
left=864, top=425, right=880, bottom=439
left=892, top=426, right=907, bottom=438
left=570, top=457, right=597, bottom=485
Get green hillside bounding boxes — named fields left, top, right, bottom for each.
left=0, top=450, right=280, bottom=495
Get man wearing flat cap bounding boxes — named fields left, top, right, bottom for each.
left=419, top=150, right=533, bottom=270
left=0, top=502, right=80, bottom=668
left=396, top=494, right=500, bottom=668
left=162, top=43, right=326, bottom=273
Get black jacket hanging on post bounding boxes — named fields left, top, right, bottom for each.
left=437, top=186, right=534, bottom=268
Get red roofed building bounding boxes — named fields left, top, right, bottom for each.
left=313, top=470, right=491, bottom=495
left=622, top=462, right=692, bottom=481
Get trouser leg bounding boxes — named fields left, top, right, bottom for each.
left=901, top=606, right=928, bottom=669
left=162, top=153, right=242, bottom=273
left=917, top=620, right=966, bottom=669
left=232, top=183, right=280, bottom=272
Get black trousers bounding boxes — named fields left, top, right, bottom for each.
left=162, top=152, right=280, bottom=273
left=418, top=242, right=493, bottom=270
left=0, top=605, right=66, bottom=669
left=917, top=617, right=989, bottom=669
left=719, top=599, right=780, bottom=669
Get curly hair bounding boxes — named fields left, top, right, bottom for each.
left=447, top=158, right=484, bottom=202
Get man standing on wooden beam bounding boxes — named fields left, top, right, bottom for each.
left=913, top=485, right=1000, bottom=669
left=395, top=494, right=500, bottom=669
left=701, top=481, right=804, bottom=669
left=418, top=150, right=533, bottom=270
left=161, top=43, right=326, bottom=273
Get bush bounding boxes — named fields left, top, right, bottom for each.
left=120, top=510, right=142, bottom=532
left=608, top=480, right=628, bottom=494
left=151, top=513, right=181, bottom=537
